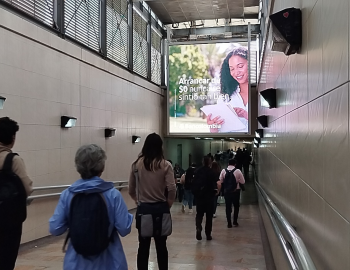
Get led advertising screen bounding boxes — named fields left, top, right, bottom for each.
left=168, top=42, right=251, bottom=135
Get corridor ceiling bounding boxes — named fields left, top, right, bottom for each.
left=144, top=0, right=260, bottom=25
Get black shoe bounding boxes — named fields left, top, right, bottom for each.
left=227, top=223, right=232, bottom=228
left=233, top=222, right=239, bottom=227
left=206, top=235, right=212, bottom=240
left=196, top=230, right=202, bottom=240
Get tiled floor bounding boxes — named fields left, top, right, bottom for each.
left=15, top=197, right=266, bottom=270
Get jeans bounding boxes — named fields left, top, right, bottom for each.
left=137, top=235, right=168, bottom=270
left=0, top=223, right=22, bottom=270
left=182, top=189, right=194, bottom=209
left=195, top=198, right=214, bottom=236
left=224, top=190, right=241, bottom=224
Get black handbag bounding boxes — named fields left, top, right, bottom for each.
left=133, top=164, right=172, bottom=238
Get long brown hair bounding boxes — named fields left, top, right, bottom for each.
left=136, top=133, right=164, bottom=171
left=211, top=161, right=221, bottom=173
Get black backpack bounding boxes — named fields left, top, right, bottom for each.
left=63, top=193, right=113, bottom=257
left=191, top=167, right=212, bottom=198
left=0, top=153, right=27, bottom=225
left=184, top=167, right=195, bottom=190
left=223, top=169, right=237, bottom=194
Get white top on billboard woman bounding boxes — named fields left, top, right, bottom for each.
left=207, top=46, right=249, bottom=133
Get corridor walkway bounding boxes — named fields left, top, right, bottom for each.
left=14, top=195, right=266, bottom=270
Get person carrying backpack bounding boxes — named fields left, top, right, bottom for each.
left=180, top=163, right=196, bottom=213
left=219, top=159, right=245, bottom=228
left=191, top=156, right=218, bottom=241
left=0, top=117, right=33, bottom=270
left=49, top=144, right=133, bottom=270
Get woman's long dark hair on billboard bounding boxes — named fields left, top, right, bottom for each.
left=220, top=47, right=248, bottom=97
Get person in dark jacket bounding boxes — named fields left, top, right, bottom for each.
left=180, top=163, right=196, bottom=213
left=192, top=156, right=218, bottom=241
left=211, top=161, right=221, bottom=218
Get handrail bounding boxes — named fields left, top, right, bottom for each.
left=28, top=183, right=129, bottom=201
left=256, top=181, right=316, bottom=270
left=32, top=181, right=128, bottom=192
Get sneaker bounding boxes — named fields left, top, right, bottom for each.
left=181, top=205, right=185, bottom=213
left=206, top=235, right=212, bottom=241
left=233, top=222, right=239, bottom=227
left=188, top=209, right=193, bottom=214
left=213, top=214, right=216, bottom=218
left=196, top=230, right=202, bottom=240
left=227, top=223, right=233, bottom=228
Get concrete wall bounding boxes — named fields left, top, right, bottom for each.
left=0, top=7, right=163, bottom=243
left=257, top=0, right=350, bottom=269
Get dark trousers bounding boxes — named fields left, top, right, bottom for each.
left=224, top=190, right=241, bottom=224
left=243, top=165, right=249, bottom=179
left=213, top=195, right=218, bottom=214
left=0, top=223, right=22, bottom=270
left=137, top=235, right=168, bottom=270
left=195, top=199, right=214, bottom=236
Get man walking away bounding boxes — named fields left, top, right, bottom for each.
left=0, top=117, right=33, bottom=270
left=192, top=156, right=218, bottom=241
left=219, top=159, right=245, bottom=228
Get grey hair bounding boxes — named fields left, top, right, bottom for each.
left=75, top=144, right=107, bottom=179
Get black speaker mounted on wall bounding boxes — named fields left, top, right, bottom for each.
left=257, top=115, right=268, bottom=128
left=61, top=116, right=77, bottom=128
left=255, top=129, right=264, bottom=138
left=0, top=96, right=6, bottom=109
left=269, top=7, right=302, bottom=55
left=105, top=128, right=116, bottom=138
left=260, top=88, right=277, bottom=109
left=132, top=136, right=141, bottom=144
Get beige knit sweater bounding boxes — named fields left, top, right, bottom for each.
left=128, top=158, right=176, bottom=204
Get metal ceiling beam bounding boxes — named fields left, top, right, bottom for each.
left=171, top=24, right=260, bottom=37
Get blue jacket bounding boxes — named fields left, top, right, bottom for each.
left=49, top=177, right=133, bottom=270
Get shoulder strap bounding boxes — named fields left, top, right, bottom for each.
left=2, top=153, right=18, bottom=172
left=132, top=163, right=140, bottom=206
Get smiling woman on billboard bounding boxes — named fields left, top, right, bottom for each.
left=206, top=46, right=249, bottom=133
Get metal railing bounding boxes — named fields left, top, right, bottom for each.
left=28, top=181, right=129, bottom=201
left=255, top=181, right=316, bottom=270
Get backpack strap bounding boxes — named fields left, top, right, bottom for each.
left=2, top=153, right=18, bottom=173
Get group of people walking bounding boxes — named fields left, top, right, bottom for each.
left=179, top=155, right=246, bottom=241
left=0, top=115, right=247, bottom=270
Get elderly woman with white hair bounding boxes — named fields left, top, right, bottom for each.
left=49, top=144, right=133, bottom=270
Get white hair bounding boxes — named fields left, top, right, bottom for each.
left=75, top=144, right=107, bottom=179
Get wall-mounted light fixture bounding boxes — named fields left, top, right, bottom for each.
left=194, top=137, right=201, bottom=140
left=61, top=116, right=77, bottom=128
left=105, top=128, right=116, bottom=138
left=0, top=96, right=6, bottom=109
left=254, top=137, right=261, bottom=145
left=260, top=88, right=277, bottom=108
left=257, top=115, right=268, bottom=128
left=132, top=135, right=141, bottom=144
left=255, top=129, right=264, bottom=138
left=254, top=143, right=259, bottom=148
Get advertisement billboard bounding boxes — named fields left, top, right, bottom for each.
left=168, top=42, right=251, bottom=135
